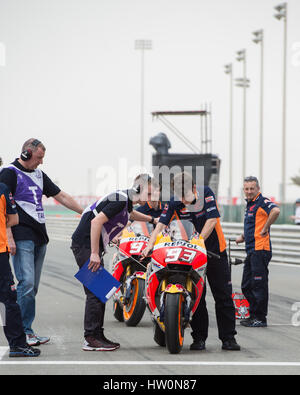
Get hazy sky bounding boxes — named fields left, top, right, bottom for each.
left=0, top=0, right=300, bottom=202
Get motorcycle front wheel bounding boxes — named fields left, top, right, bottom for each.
left=165, top=293, right=185, bottom=354
left=123, top=278, right=146, bottom=327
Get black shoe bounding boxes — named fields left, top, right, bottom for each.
left=222, top=338, right=241, bottom=351
left=240, top=317, right=252, bottom=325
left=240, top=318, right=267, bottom=328
left=190, top=340, right=206, bottom=351
left=83, top=336, right=119, bottom=351
left=100, top=334, right=120, bottom=349
left=9, top=345, right=41, bottom=358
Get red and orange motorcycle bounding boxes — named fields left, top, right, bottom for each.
left=145, top=225, right=209, bottom=354
left=111, top=226, right=151, bottom=327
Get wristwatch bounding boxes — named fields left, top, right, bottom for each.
left=149, top=216, right=155, bottom=224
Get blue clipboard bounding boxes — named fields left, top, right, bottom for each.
left=74, top=260, right=121, bottom=303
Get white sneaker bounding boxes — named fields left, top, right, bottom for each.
left=26, top=334, right=50, bottom=346
left=35, top=335, right=50, bottom=345
left=26, top=334, right=40, bottom=346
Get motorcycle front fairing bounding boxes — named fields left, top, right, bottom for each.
left=146, top=237, right=207, bottom=324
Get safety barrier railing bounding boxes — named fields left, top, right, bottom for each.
left=222, top=222, right=300, bottom=265
left=46, top=217, right=300, bottom=265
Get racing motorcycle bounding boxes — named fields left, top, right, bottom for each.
left=111, top=226, right=151, bottom=327
left=145, top=222, right=209, bottom=354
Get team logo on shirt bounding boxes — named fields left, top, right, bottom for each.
left=9, top=192, right=16, bottom=207
left=180, top=207, right=189, bottom=213
left=162, top=203, right=169, bottom=215
left=205, top=196, right=214, bottom=203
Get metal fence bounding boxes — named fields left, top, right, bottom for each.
left=46, top=217, right=300, bottom=265
left=220, top=203, right=296, bottom=225
left=222, top=222, right=300, bottom=265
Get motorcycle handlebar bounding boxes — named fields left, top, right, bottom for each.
left=206, top=251, right=220, bottom=260
left=231, top=258, right=244, bottom=266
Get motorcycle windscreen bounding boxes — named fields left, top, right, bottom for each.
left=168, top=219, right=195, bottom=241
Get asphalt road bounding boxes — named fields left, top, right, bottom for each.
left=0, top=239, right=299, bottom=376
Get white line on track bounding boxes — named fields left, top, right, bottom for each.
left=0, top=361, right=300, bottom=366
left=0, top=347, right=9, bottom=360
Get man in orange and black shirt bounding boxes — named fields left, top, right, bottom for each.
left=236, top=176, right=280, bottom=327
left=142, top=172, right=240, bottom=351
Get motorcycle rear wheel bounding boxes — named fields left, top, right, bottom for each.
left=113, top=300, right=124, bottom=322
left=165, top=293, right=185, bottom=354
left=153, top=321, right=166, bottom=347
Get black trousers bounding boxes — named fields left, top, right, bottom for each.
left=241, top=250, right=272, bottom=321
left=71, top=242, right=106, bottom=339
left=0, top=252, right=26, bottom=348
left=190, top=251, right=237, bottom=342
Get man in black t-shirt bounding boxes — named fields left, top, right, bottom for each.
left=0, top=138, right=83, bottom=346
left=71, top=174, right=159, bottom=351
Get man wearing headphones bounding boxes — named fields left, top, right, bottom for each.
left=71, top=174, right=158, bottom=351
left=0, top=182, right=40, bottom=357
left=0, top=138, right=83, bottom=346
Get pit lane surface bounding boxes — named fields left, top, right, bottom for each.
left=0, top=240, right=299, bottom=375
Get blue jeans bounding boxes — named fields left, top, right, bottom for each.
left=12, top=240, right=47, bottom=335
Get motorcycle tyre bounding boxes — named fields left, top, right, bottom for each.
left=153, top=321, right=166, bottom=347
left=165, top=293, right=185, bottom=354
left=123, top=278, right=146, bottom=327
left=113, top=300, right=124, bottom=322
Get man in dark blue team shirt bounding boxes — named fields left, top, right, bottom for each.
left=141, top=172, right=240, bottom=351
left=236, top=176, right=280, bottom=327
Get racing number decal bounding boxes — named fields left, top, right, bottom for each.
left=181, top=249, right=197, bottom=263
left=165, top=248, right=196, bottom=263
left=129, top=242, right=144, bottom=254
left=165, top=248, right=182, bottom=263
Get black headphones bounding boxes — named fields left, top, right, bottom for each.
left=132, top=174, right=152, bottom=194
left=20, top=139, right=42, bottom=161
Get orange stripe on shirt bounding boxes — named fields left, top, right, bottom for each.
left=0, top=194, right=9, bottom=253
left=214, top=202, right=227, bottom=252
left=214, top=218, right=227, bottom=253
left=254, top=207, right=270, bottom=251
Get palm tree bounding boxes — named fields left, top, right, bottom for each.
left=291, top=170, right=300, bottom=187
